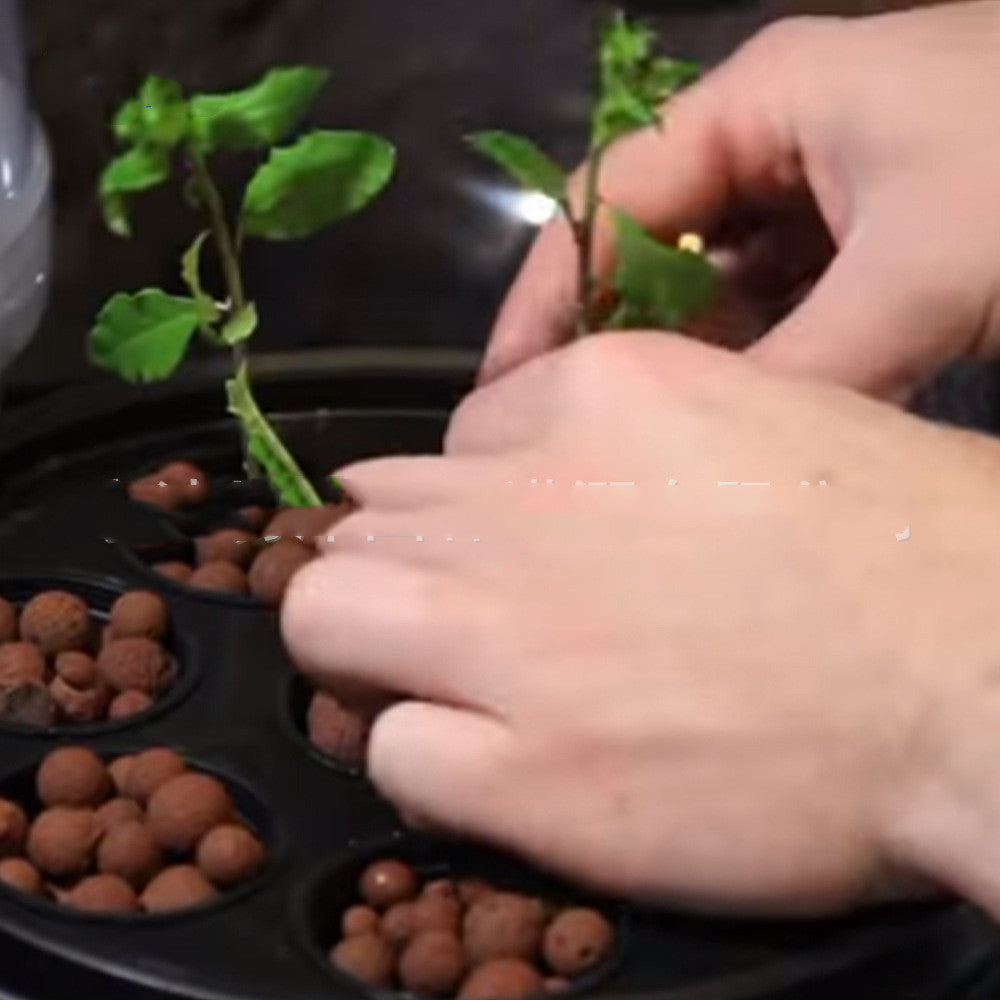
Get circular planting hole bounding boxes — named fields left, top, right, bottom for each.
left=0, top=746, right=276, bottom=922
left=0, top=572, right=198, bottom=735
left=295, top=835, right=627, bottom=1000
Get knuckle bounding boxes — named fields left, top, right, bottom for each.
left=741, top=15, right=836, bottom=62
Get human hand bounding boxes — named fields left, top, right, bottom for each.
left=283, top=332, right=1000, bottom=919
left=479, top=1, right=1000, bottom=401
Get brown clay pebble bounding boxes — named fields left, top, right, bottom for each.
left=19, top=590, right=92, bottom=657
left=0, top=642, right=46, bottom=685
left=0, top=798, right=28, bottom=856
left=49, top=676, right=111, bottom=723
left=128, top=476, right=183, bottom=511
left=27, top=807, right=101, bottom=879
left=247, top=538, right=314, bottom=607
left=95, top=797, right=144, bottom=833
left=195, top=824, right=266, bottom=886
left=187, top=561, right=248, bottom=595
left=330, top=933, right=396, bottom=989
left=458, top=959, right=545, bottom=1000
left=360, top=858, right=419, bottom=909
left=412, top=896, right=462, bottom=935
left=147, top=773, right=233, bottom=852
left=544, top=979, right=570, bottom=995
left=108, top=689, right=154, bottom=720
left=306, top=691, right=369, bottom=767
left=37, top=747, right=111, bottom=808
left=382, top=901, right=417, bottom=948
left=423, top=878, right=459, bottom=902
left=263, top=502, right=350, bottom=543
left=54, top=651, right=98, bottom=689
left=239, top=505, right=271, bottom=532
left=122, top=747, right=186, bottom=804
left=543, top=909, right=615, bottom=977
left=98, top=820, right=164, bottom=889
left=0, top=598, right=17, bottom=644
left=458, top=878, right=496, bottom=907
left=0, top=857, right=44, bottom=895
left=195, top=528, right=259, bottom=570
left=141, top=864, right=218, bottom=913
left=0, top=682, right=57, bottom=726
left=400, top=930, right=467, bottom=997
left=108, top=755, right=135, bottom=795
left=153, top=561, right=193, bottom=583
left=65, top=873, right=140, bottom=914
left=342, top=904, right=380, bottom=937
left=97, top=638, right=168, bottom=695
left=109, top=591, right=168, bottom=641
left=157, top=461, right=210, bottom=506
left=464, top=893, right=546, bottom=964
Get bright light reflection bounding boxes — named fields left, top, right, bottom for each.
left=474, top=182, right=559, bottom=228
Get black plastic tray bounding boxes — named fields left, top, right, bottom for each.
left=0, top=348, right=996, bottom=1000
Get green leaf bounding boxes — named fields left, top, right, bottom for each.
left=89, top=290, right=201, bottom=383
left=610, top=210, right=719, bottom=329
left=189, top=67, right=329, bottom=153
left=180, top=231, right=220, bottom=335
left=98, top=145, right=171, bottom=237
left=467, top=131, right=566, bottom=202
left=226, top=363, right=322, bottom=506
left=112, top=76, right=189, bottom=149
left=241, top=129, right=395, bottom=240
left=220, top=302, right=259, bottom=345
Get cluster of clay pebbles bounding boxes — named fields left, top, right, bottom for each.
left=0, top=589, right=175, bottom=728
left=128, top=460, right=353, bottom=607
left=330, top=859, right=617, bottom=1000
left=0, top=747, right=267, bottom=914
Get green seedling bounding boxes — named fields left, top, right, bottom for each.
left=89, top=68, right=396, bottom=505
left=469, top=11, right=719, bottom=336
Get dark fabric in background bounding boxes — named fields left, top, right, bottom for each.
left=6, top=0, right=999, bottom=429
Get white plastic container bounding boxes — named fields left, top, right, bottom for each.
left=0, top=0, right=51, bottom=393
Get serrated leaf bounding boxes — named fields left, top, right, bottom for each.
left=226, top=363, right=322, bottom=506
left=610, top=210, right=718, bottom=330
left=98, top=146, right=171, bottom=237
left=89, top=290, right=201, bottom=383
left=112, top=76, right=189, bottom=150
left=189, top=67, right=329, bottom=153
left=180, top=231, right=220, bottom=335
left=241, top=129, right=395, bottom=240
left=467, top=131, right=566, bottom=202
left=221, top=302, right=258, bottom=345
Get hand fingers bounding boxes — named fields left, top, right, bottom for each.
left=333, top=455, right=493, bottom=511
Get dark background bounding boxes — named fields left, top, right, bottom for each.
left=3, top=0, right=962, bottom=405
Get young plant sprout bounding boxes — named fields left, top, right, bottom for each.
left=469, top=11, right=718, bottom=336
left=89, top=68, right=396, bottom=505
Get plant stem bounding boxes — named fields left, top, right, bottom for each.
left=573, top=144, right=604, bottom=338
left=187, top=145, right=260, bottom=478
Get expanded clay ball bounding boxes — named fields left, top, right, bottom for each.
left=141, top=864, right=218, bottom=913
left=19, top=590, right=92, bottom=657
left=108, top=755, right=135, bottom=796
left=0, top=798, right=28, bottom=856
left=247, top=538, right=314, bottom=607
left=37, top=747, right=111, bottom=808
left=109, top=591, right=168, bottom=642
left=188, top=561, right=248, bottom=595
left=195, top=528, right=259, bottom=570
left=54, top=651, right=97, bottom=689
left=108, top=690, right=153, bottom=720
left=423, top=878, right=458, bottom=902
left=360, top=858, right=419, bottom=909
left=264, top=502, right=350, bottom=543
left=195, top=824, right=266, bottom=887
left=98, top=820, right=163, bottom=889
left=157, top=461, right=210, bottom=507
left=342, top=904, right=380, bottom=937
left=147, top=772, right=233, bottom=852
left=458, top=959, right=545, bottom=1000
left=95, top=797, right=144, bottom=833
left=330, top=933, right=396, bottom=989
left=542, top=909, right=615, bottom=977
left=0, top=857, right=44, bottom=895
left=50, top=676, right=110, bottom=723
left=307, top=691, right=369, bottom=767
left=464, top=893, right=546, bottom=965
left=153, top=561, right=193, bottom=583
left=239, top=505, right=271, bottom=532
left=27, top=807, right=101, bottom=879
left=382, top=901, right=417, bottom=948
left=0, top=682, right=57, bottom=727
left=458, top=878, right=495, bottom=907
left=544, top=980, right=570, bottom=995
left=122, top=747, right=186, bottom=804
left=65, top=873, right=140, bottom=914
left=0, top=642, right=46, bottom=685
left=0, top=598, right=17, bottom=643
left=127, top=476, right=183, bottom=511
left=400, top=930, right=467, bottom=997
left=412, top=895, right=462, bottom=936
left=97, top=638, right=168, bottom=695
